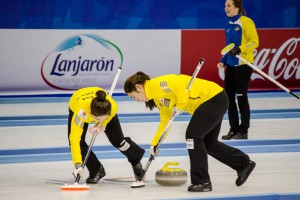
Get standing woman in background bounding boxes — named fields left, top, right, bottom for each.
left=217, top=0, right=259, bottom=140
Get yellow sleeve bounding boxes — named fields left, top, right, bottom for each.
left=240, top=17, right=259, bottom=53
left=69, top=110, right=85, bottom=165
left=150, top=104, right=173, bottom=146
left=149, top=75, right=189, bottom=146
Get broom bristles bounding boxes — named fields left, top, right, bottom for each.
left=61, top=183, right=90, bottom=191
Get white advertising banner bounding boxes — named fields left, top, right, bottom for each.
left=0, top=29, right=180, bottom=94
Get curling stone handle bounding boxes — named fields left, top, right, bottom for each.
left=162, top=162, right=182, bottom=172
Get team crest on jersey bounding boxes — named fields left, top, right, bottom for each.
left=161, top=98, right=170, bottom=107
left=160, top=81, right=172, bottom=93
left=235, top=27, right=240, bottom=31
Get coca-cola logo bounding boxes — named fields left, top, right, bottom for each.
left=254, top=38, right=300, bottom=81
left=41, top=34, right=123, bottom=90
left=219, top=37, right=300, bottom=82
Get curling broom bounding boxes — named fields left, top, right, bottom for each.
left=221, top=43, right=299, bottom=99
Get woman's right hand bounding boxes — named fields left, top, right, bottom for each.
left=217, top=63, right=224, bottom=69
left=89, top=124, right=105, bottom=134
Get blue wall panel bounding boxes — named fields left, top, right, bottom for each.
left=1, top=0, right=299, bottom=29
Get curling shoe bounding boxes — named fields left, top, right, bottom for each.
left=86, top=165, right=106, bottom=184
left=132, top=162, right=144, bottom=181
left=236, top=161, right=256, bottom=186
left=232, top=132, right=248, bottom=140
left=221, top=131, right=236, bottom=140
left=188, top=182, right=212, bottom=192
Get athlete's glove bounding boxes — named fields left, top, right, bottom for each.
left=72, top=163, right=84, bottom=178
left=89, top=124, right=105, bottom=135
left=217, top=63, right=224, bottom=69
left=229, top=47, right=241, bottom=57
left=150, top=145, right=160, bottom=157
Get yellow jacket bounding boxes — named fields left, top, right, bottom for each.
left=221, top=14, right=259, bottom=66
left=144, top=74, right=223, bottom=146
left=68, top=87, right=117, bottom=165
left=238, top=15, right=259, bottom=64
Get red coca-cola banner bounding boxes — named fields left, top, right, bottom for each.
left=181, top=29, right=300, bottom=91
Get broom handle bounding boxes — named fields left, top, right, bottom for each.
left=237, top=55, right=299, bottom=99
left=75, top=132, right=98, bottom=183
left=140, top=58, right=205, bottom=181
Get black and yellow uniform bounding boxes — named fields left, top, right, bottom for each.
left=68, top=87, right=145, bottom=178
left=145, top=74, right=250, bottom=184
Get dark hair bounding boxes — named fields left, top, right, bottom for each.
left=124, top=71, right=157, bottom=111
left=90, top=90, right=111, bottom=116
left=232, top=0, right=246, bottom=16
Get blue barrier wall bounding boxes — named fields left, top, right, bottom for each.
left=1, top=0, right=299, bottom=29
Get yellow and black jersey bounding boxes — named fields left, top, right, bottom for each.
left=144, top=74, right=223, bottom=146
left=68, top=87, right=117, bottom=165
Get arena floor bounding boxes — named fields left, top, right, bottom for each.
left=0, top=91, right=299, bottom=200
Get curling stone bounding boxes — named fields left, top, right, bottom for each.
left=155, top=162, right=188, bottom=186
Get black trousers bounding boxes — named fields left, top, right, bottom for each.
left=224, top=64, right=253, bottom=134
left=186, top=91, right=250, bottom=184
left=68, top=109, right=145, bottom=177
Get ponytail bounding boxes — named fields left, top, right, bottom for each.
left=91, top=90, right=111, bottom=116
left=124, top=71, right=157, bottom=111
left=240, top=8, right=246, bottom=16
left=233, top=0, right=246, bottom=16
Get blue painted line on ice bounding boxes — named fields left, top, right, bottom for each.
left=0, top=91, right=299, bottom=104
left=0, top=109, right=299, bottom=127
left=1, top=140, right=300, bottom=164
left=1, top=139, right=300, bottom=156
left=1, top=109, right=299, bottom=121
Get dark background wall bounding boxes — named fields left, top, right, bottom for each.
left=1, top=0, right=299, bottom=29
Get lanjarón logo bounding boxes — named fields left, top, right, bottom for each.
left=41, top=34, right=123, bottom=90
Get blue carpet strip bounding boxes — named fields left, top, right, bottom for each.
left=1, top=139, right=300, bottom=164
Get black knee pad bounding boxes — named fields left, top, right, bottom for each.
left=118, top=137, right=145, bottom=165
